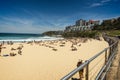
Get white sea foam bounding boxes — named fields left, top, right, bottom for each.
left=0, top=36, right=64, bottom=42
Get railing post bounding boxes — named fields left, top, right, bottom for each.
left=86, top=61, right=89, bottom=80
left=104, top=49, right=108, bottom=80
left=109, top=46, right=112, bottom=58
left=116, top=42, right=118, bottom=52
left=105, top=49, right=107, bottom=64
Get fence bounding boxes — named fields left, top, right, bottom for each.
left=61, top=40, right=118, bottom=80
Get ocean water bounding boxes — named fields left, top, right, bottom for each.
left=0, top=33, right=63, bottom=42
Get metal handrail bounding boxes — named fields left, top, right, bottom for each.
left=61, top=61, right=89, bottom=80
left=61, top=41, right=118, bottom=80
left=96, top=48, right=117, bottom=80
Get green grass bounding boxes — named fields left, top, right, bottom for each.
left=103, top=30, right=120, bottom=37
left=89, top=30, right=120, bottom=37
left=62, top=30, right=100, bottom=38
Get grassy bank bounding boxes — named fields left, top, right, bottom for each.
left=104, top=30, right=120, bottom=37
left=62, top=31, right=100, bottom=38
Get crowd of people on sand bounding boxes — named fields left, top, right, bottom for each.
left=25, top=38, right=89, bottom=52
left=0, top=38, right=90, bottom=57
left=0, top=41, right=23, bottom=57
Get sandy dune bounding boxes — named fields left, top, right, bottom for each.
left=0, top=38, right=108, bottom=80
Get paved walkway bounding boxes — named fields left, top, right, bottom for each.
left=117, top=43, right=120, bottom=80
left=106, top=40, right=120, bottom=80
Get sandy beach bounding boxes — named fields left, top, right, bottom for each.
left=0, top=38, right=108, bottom=80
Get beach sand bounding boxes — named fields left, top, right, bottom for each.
left=0, top=38, right=108, bottom=80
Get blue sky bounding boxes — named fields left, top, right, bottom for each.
left=0, top=0, right=120, bottom=33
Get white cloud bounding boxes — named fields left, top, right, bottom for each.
left=0, top=23, right=46, bottom=33
left=90, top=3, right=103, bottom=7
left=22, top=9, right=74, bottom=28
left=89, top=0, right=111, bottom=7
left=0, top=9, right=78, bottom=33
left=0, top=15, right=66, bottom=33
left=101, top=0, right=111, bottom=3
left=1, top=16, right=34, bottom=25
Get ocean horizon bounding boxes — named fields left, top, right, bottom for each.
left=0, top=33, right=63, bottom=42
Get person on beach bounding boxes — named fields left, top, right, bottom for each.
left=71, top=60, right=84, bottom=80
left=2, top=41, right=5, bottom=45
left=0, top=44, right=2, bottom=56
left=0, top=48, right=1, bottom=56
left=18, top=50, right=22, bottom=55
left=77, top=59, right=84, bottom=79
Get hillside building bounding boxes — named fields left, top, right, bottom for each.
left=65, top=19, right=100, bottom=32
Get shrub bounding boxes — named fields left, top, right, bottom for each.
left=62, top=31, right=100, bottom=38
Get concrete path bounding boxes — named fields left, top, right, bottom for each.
left=106, top=40, right=120, bottom=80
left=117, top=42, right=120, bottom=80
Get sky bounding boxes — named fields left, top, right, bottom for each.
left=0, top=0, right=120, bottom=33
